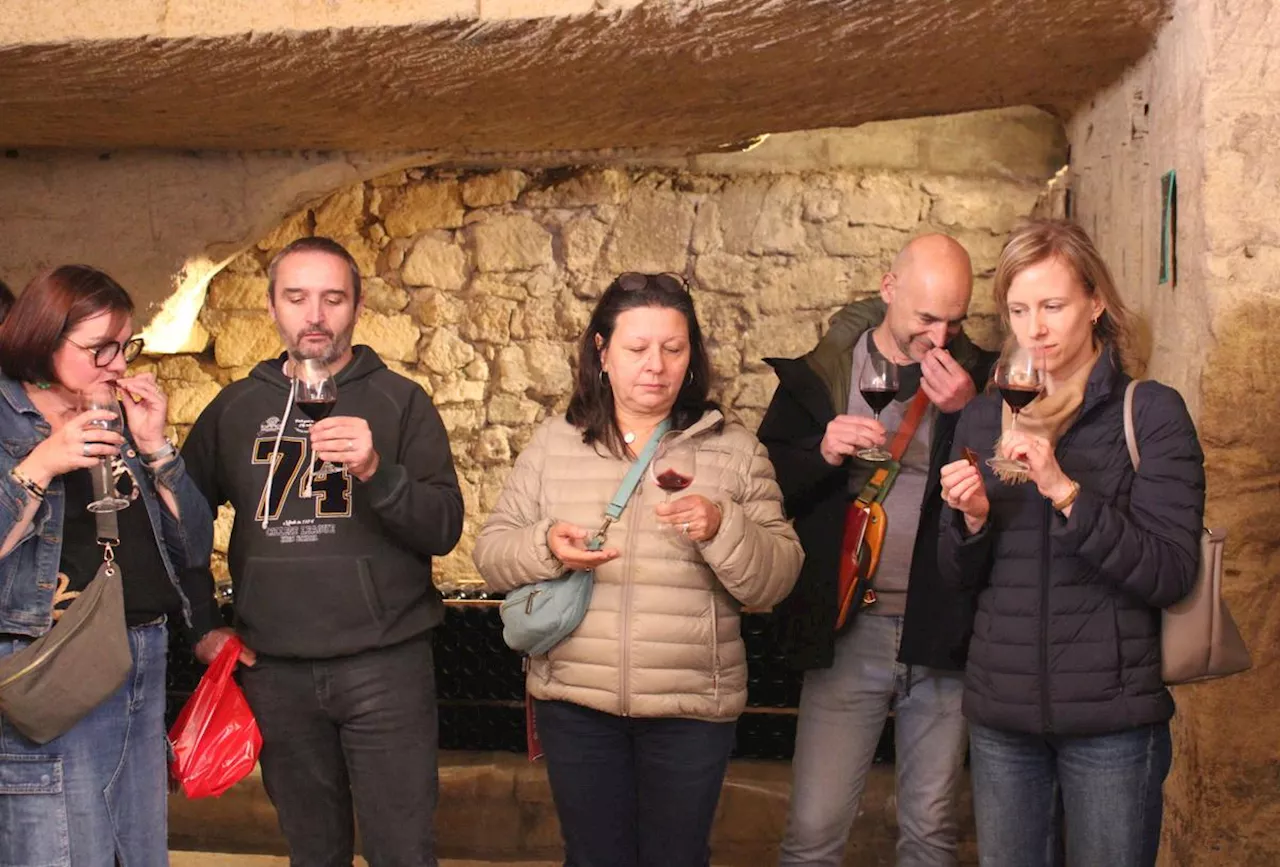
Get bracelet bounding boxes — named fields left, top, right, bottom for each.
left=1051, top=480, right=1081, bottom=512
left=139, top=438, right=177, bottom=465
left=11, top=467, right=46, bottom=500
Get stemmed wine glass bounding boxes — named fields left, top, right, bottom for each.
left=855, top=355, right=900, bottom=462
left=292, top=358, right=338, bottom=496
left=650, top=431, right=697, bottom=513
left=80, top=384, right=130, bottom=513
left=986, top=342, right=1045, bottom=477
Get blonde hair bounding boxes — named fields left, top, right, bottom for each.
left=992, top=218, right=1145, bottom=376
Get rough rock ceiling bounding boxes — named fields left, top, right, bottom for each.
left=0, top=0, right=1169, bottom=154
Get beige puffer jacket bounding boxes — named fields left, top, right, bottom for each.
left=473, top=410, right=803, bottom=722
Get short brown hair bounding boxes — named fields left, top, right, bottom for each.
left=266, top=236, right=362, bottom=306
left=993, top=218, right=1145, bottom=375
left=0, top=265, right=135, bottom=384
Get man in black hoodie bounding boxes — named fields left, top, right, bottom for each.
left=759, top=235, right=994, bottom=866
left=183, top=237, right=464, bottom=867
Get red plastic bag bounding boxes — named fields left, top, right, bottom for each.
left=168, top=635, right=262, bottom=799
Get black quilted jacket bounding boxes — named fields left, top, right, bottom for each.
left=939, top=349, right=1205, bottom=736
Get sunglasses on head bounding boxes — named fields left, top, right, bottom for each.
left=615, top=272, right=690, bottom=294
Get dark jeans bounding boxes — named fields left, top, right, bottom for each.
left=968, top=721, right=1172, bottom=867
left=240, top=634, right=439, bottom=867
left=534, top=698, right=737, bottom=867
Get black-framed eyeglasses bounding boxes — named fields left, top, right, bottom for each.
left=616, top=272, right=690, bottom=294
left=64, top=336, right=145, bottom=367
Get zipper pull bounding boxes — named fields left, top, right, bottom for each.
left=525, top=588, right=541, bottom=615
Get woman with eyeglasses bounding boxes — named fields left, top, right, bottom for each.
left=474, top=271, right=803, bottom=867
left=0, top=265, right=213, bottom=866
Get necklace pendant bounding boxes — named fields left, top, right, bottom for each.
left=623, top=431, right=636, bottom=444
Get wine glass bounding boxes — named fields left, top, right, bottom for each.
left=293, top=358, right=338, bottom=496
left=80, top=383, right=130, bottom=513
left=650, top=431, right=697, bottom=507
left=986, top=342, right=1045, bottom=477
left=855, top=355, right=900, bottom=462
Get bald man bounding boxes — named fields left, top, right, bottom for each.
left=759, top=234, right=996, bottom=866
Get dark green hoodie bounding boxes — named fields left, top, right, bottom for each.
left=182, top=346, right=464, bottom=659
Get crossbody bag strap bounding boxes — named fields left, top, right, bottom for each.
left=586, top=418, right=674, bottom=551
left=1123, top=379, right=1142, bottom=470
left=854, top=389, right=930, bottom=505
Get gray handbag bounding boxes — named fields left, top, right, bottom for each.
left=1122, top=379, right=1252, bottom=684
left=0, top=505, right=132, bottom=744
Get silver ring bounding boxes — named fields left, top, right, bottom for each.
left=82, top=443, right=91, bottom=456
left=682, top=522, right=689, bottom=535
left=348, top=439, right=355, bottom=451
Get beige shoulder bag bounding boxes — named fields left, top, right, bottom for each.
left=1123, top=379, right=1251, bottom=685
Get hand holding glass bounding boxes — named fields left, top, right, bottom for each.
left=856, top=355, right=900, bottom=462
left=650, top=431, right=696, bottom=503
left=79, top=384, right=130, bottom=513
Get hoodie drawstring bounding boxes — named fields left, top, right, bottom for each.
left=260, top=378, right=296, bottom=530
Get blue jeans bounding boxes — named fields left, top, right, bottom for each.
left=534, top=698, right=737, bottom=867
left=0, top=622, right=169, bottom=867
left=239, top=634, right=439, bottom=867
left=779, top=614, right=968, bottom=867
left=968, top=721, right=1172, bottom=867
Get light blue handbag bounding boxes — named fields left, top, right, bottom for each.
left=500, top=420, right=672, bottom=657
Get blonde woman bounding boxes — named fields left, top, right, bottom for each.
left=938, top=219, right=1205, bottom=867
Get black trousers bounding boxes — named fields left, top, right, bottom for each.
left=240, top=635, right=439, bottom=867
left=535, top=698, right=736, bottom=867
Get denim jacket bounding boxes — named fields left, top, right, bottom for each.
left=0, top=375, right=214, bottom=635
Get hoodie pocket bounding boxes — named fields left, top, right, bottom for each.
left=236, top=555, right=383, bottom=654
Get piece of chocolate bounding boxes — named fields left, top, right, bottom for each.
left=961, top=447, right=980, bottom=467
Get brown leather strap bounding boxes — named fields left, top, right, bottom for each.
left=888, top=389, right=932, bottom=461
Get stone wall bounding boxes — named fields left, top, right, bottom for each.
left=1068, top=0, right=1280, bottom=862
left=142, top=111, right=1062, bottom=585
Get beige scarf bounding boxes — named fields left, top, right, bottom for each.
left=994, top=346, right=1100, bottom=482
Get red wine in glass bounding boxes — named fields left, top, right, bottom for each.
left=987, top=342, right=1045, bottom=478
left=297, top=398, right=337, bottom=422
left=998, top=386, right=1040, bottom=412
left=654, top=469, right=693, bottom=492
left=860, top=387, right=898, bottom=415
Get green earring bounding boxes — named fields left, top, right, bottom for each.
left=34, top=381, right=51, bottom=390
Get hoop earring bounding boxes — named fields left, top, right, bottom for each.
left=599, top=369, right=609, bottom=389
left=685, top=368, right=695, bottom=387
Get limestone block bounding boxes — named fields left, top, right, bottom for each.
left=471, top=274, right=529, bottom=301
left=377, top=181, right=465, bottom=236
left=313, top=185, right=365, bottom=238
left=401, top=232, right=468, bottom=290
left=213, top=505, right=234, bottom=555
left=718, top=177, right=773, bottom=255
left=803, top=189, right=843, bottom=223
left=361, top=277, right=410, bottom=314
left=749, top=176, right=809, bottom=255
left=167, top=381, right=223, bottom=425
left=495, top=346, right=533, bottom=394
left=207, top=272, right=268, bottom=310
left=212, top=313, right=283, bottom=368
left=510, top=298, right=562, bottom=341
left=461, top=296, right=518, bottom=344
left=487, top=393, right=542, bottom=426
left=407, top=289, right=465, bottom=327
left=836, top=173, right=929, bottom=230
left=757, top=258, right=865, bottom=313
left=432, top=374, right=488, bottom=405
left=158, top=355, right=214, bottom=384
left=461, top=170, right=529, bottom=208
left=472, top=426, right=512, bottom=465
left=420, top=327, right=476, bottom=374
left=465, top=357, right=490, bottom=382
left=601, top=186, right=697, bottom=275
left=744, top=314, right=821, bottom=368
left=225, top=251, right=262, bottom=275
left=256, top=210, right=310, bottom=254
left=693, top=251, right=756, bottom=296
left=354, top=310, right=418, bottom=363
left=708, top=344, right=743, bottom=381
left=969, top=275, right=999, bottom=317
left=480, top=0, right=595, bottom=20
left=521, top=168, right=629, bottom=208
left=923, top=177, right=1040, bottom=234
left=691, top=200, right=723, bottom=254
left=733, top=372, right=781, bottom=409
left=563, top=214, right=609, bottom=276
left=523, top=341, right=575, bottom=397
left=336, top=234, right=380, bottom=277
left=817, top=223, right=911, bottom=260
left=438, top=404, right=486, bottom=439
left=472, top=215, right=554, bottom=272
